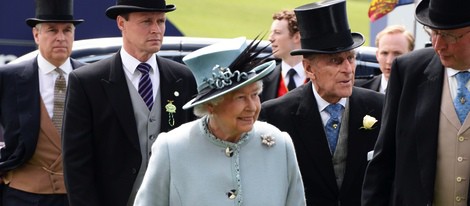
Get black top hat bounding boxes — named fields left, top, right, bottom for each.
left=415, top=0, right=470, bottom=30
left=106, top=0, right=176, bottom=19
left=26, top=0, right=84, bottom=27
left=290, top=0, right=364, bottom=55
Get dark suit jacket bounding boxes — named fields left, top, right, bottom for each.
left=62, top=52, right=197, bottom=206
left=260, top=83, right=384, bottom=206
left=362, top=48, right=449, bottom=205
left=0, top=57, right=84, bottom=173
left=354, top=75, right=381, bottom=92
left=260, top=64, right=281, bottom=102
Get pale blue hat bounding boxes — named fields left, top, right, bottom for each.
left=182, top=37, right=275, bottom=109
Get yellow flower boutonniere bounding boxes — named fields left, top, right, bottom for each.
left=360, top=115, right=378, bottom=130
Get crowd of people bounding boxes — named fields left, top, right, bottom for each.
left=0, top=0, right=469, bottom=205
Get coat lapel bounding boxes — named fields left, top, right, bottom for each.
left=414, top=54, right=444, bottom=200
left=16, top=59, right=41, bottom=156
left=157, top=56, right=190, bottom=132
left=295, top=83, right=339, bottom=193
left=100, top=53, right=140, bottom=150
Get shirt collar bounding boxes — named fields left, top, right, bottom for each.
left=120, top=48, right=157, bottom=74
left=281, top=61, right=304, bottom=78
left=311, top=83, right=347, bottom=112
left=37, top=53, right=73, bottom=75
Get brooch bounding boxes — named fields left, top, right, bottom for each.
left=165, top=100, right=176, bottom=126
left=261, top=134, right=275, bottom=147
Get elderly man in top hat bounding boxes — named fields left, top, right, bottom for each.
left=259, top=0, right=384, bottom=205
left=0, top=0, right=84, bottom=205
left=362, top=0, right=470, bottom=205
left=61, top=0, right=197, bottom=205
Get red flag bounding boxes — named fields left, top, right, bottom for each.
left=368, top=0, right=399, bottom=21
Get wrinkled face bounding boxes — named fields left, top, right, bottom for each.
left=376, top=33, right=411, bottom=80
left=118, top=11, right=166, bottom=61
left=33, top=22, right=75, bottom=67
left=430, top=26, right=470, bottom=70
left=209, top=82, right=262, bottom=140
left=304, top=50, right=356, bottom=103
left=268, top=19, right=299, bottom=60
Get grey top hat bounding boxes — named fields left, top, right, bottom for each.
left=290, top=0, right=364, bottom=55
left=415, top=0, right=470, bottom=30
left=106, top=0, right=176, bottom=19
left=26, top=0, right=84, bottom=27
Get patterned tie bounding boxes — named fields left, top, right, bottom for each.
left=287, top=69, right=297, bottom=91
left=453, top=72, right=470, bottom=123
left=136, top=63, right=154, bottom=110
left=52, top=68, right=66, bottom=135
left=324, top=103, right=342, bottom=154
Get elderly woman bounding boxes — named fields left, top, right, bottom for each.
left=133, top=37, right=306, bottom=206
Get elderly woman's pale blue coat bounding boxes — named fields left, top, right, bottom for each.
left=134, top=116, right=306, bottom=206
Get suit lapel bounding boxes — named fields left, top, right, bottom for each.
left=414, top=54, right=444, bottom=200
left=16, top=59, right=41, bottom=154
left=100, top=53, right=140, bottom=150
left=260, top=64, right=281, bottom=101
left=157, top=56, right=188, bottom=132
left=296, top=83, right=339, bottom=192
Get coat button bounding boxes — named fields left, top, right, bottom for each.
left=456, top=196, right=462, bottom=202
left=149, top=135, right=156, bottom=140
left=227, top=189, right=237, bottom=199
left=131, top=168, right=137, bottom=174
left=457, top=157, right=464, bottom=162
left=459, top=136, right=465, bottom=142
left=225, top=147, right=233, bottom=157
left=456, top=177, right=463, bottom=182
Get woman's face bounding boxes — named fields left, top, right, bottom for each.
left=208, top=82, right=262, bottom=141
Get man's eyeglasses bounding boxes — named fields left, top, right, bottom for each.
left=424, top=26, right=470, bottom=44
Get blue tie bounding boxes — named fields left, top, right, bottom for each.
left=137, top=63, right=154, bottom=110
left=324, top=103, right=342, bottom=154
left=454, top=72, right=470, bottom=123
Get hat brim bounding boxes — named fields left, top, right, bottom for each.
left=415, top=0, right=470, bottom=30
left=106, top=5, right=176, bottom=19
left=290, top=33, right=364, bottom=55
left=182, top=60, right=276, bottom=109
left=26, top=18, right=84, bottom=27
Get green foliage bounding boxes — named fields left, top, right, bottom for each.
left=168, top=0, right=371, bottom=45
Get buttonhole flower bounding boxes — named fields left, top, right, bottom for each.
left=360, top=115, right=378, bottom=130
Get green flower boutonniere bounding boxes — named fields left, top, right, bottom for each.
left=360, top=115, right=378, bottom=130
left=165, top=100, right=176, bottom=126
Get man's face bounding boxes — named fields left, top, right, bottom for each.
left=33, top=22, right=75, bottom=67
left=304, top=50, right=356, bottom=103
left=431, top=26, right=470, bottom=70
left=118, top=11, right=166, bottom=61
left=376, top=32, right=410, bottom=80
left=268, top=19, right=299, bottom=60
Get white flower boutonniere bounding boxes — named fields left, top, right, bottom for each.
left=360, top=115, right=378, bottom=130
left=261, top=134, right=275, bottom=147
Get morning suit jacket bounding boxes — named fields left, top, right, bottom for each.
left=354, top=75, right=381, bottom=92
left=362, top=47, right=455, bottom=205
left=62, top=52, right=197, bottom=206
left=259, top=83, right=384, bottom=206
left=0, top=57, right=84, bottom=173
left=259, top=64, right=282, bottom=102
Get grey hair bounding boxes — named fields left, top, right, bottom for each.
left=193, top=80, right=263, bottom=117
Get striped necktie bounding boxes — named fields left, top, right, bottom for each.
left=136, top=63, right=154, bottom=110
